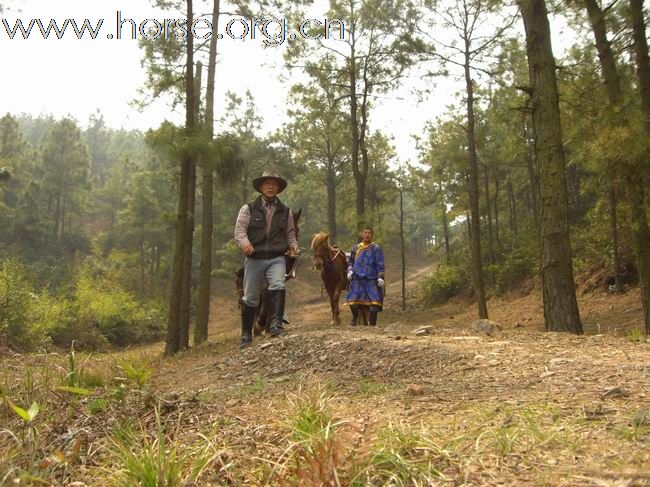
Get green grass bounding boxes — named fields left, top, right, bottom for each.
left=286, top=383, right=336, bottom=445
left=118, top=359, right=154, bottom=391
left=239, top=375, right=268, bottom=395
left=351, top=423, right=451, bottom=486
left=109, top=410, right=217, bottom=486
left=358, top=378, right=389, bottom=396
left=626, top=326, right=647, bottom=343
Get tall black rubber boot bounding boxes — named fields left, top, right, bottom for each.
left=350, top=306, right=359, bottom=326
left=369, top=310, right=378, bottom=326
left=268, top=289, right=287, bottom=337
left=240, top=300, right=256, bottom=349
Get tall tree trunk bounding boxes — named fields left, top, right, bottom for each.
left=584, top=0, right=623, bottom=291
left=179, top=61, right=201, bottom=350
left=630, top=0, right=650, bottom=135
left=195, top=0, right=221, bottom=345
left=399, top=184, right=406, bottom=311
left=464, top=52, right=488, bottom=319
left=507, top=179, right=518, bottom=237
left=348, top=12, right=366, bottom=231
left=483, top=164, right=496, bottom=267
left=493, top=169, right=501, bottom=247
left=166, top=0, right=195, bottom=355
left=629, top=0, right=650, bottom=332
left=519, top=0, right=583, bottom=334
left=358, top=76, right=370, bottom=230
left=140, top=228, right=146, bottom=298
left=525, top=134, right=540, bottom=228
left=608, top=186, right=622, bottom=291
left=442, top=200, right=450, bottom=263
left=149, top=245, right=155, bottom=294
left=326, top=170, right=337, bottom=241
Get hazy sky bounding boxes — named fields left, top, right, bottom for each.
left=1, top=0, right=576, bottom=164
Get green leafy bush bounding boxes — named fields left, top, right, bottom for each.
left=0, top=259, right=54, bottom=350
left=419, top=263, right=470, bottom=305
left=494, top=244, right=537, bottom=295
left=0, top=257, right=164, bottom=352
left=74, top=268, right=164, bottom=346
left=213, top=240, right=243, bottom=279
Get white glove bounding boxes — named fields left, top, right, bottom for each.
left=377, top=278, right=385, bottom=288
left=347, top=271, right=353, bottom=280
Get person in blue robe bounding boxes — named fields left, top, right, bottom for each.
left=346, top=227, right=385, bottom=326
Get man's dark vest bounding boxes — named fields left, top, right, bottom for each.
left=246, top=195, right=290, bottom=259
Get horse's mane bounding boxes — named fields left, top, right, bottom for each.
left=310, top=232, right=330, bottom=250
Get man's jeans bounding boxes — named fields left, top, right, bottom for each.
left=242, top=256, right=286, bottom=307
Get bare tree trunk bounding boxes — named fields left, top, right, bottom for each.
left=442, top=202, right=450, bottom=263
left=608, top=186, right=622, bottom=291
left=139, top=228, right=146, bottom=298
left=526, top=140, right=540, bottom=228
left=195, top=0, right=221, bottom=345
left=179, top=61, right=201, bottom=350
left=493, top=169, right=501, bottom=248
left=326, top=170, right=337, bottom=241
left=358, top=77, right=370, bottom=230
left=507, top=179, right=518, bottom=237
left=166, top=0, right=195, bottom=355
left=629, top=0, right=650, bottom=332
left=519, top=0, right=582, bottom=334
left=349, top=42, right=363, bottom=229
left=464, top=52, right=488, bottom=319
left=348, top=10, right=367, bottom=231
left=584, top=0, right=623, bottom=291
left=483, top=164, right=496, bottom=267
left=399, top=184, right=406, bottom=311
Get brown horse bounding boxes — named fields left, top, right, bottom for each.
left=235, top=208, right=302, bottom=336
left=310, top=232, right=349, bottom=326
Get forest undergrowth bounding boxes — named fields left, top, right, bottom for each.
left=2, top=263, right=649, bottom=486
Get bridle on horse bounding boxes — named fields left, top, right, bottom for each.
left=313, top=243, right=344, bottom=269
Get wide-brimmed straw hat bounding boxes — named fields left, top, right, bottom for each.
left=252, top=170, right=288, bottom=193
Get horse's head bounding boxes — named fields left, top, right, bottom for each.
left=310, top=232, right=330, bottom=271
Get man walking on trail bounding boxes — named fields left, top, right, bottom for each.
left=346, top=227, right=385, bottom=326
left=234, top=170, right=300, bottom=349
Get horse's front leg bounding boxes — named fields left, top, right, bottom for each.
left=327, top=286, right=338, bottom=326
left=332, top=288, right=341, bottom=326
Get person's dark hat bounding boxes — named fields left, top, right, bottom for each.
left=252, top=170, right=288, bottom=193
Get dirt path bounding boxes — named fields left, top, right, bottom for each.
left=5, top=261, right=650, bottom=486
left=147, top=259, right=650, bottom=485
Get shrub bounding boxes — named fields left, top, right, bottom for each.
left=213, top=240, right=242, bottom=279
left=419, top=263, right=470, bottom=305
left=494, top=244, right=537, bottom=295
left=74, top=267, right=165, bottom=347
left=0, top=259, right=53, bottom=350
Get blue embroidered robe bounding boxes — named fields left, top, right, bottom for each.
left=345, top=241, right=385, bottom=310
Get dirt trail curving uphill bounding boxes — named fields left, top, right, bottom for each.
left=148, top=257, right=650, bottom=485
